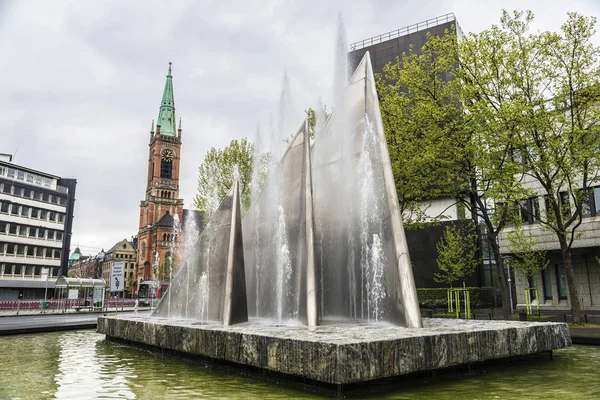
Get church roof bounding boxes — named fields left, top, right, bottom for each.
left=106, top=239, right=134, bottom=255
left=156, top=212, right=176, bottom=227
left=156, top=62, right=176, bottom=136
left=69, top=247, right=82, bottom=262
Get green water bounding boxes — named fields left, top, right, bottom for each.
left=0, top=330, right=597, bottom=399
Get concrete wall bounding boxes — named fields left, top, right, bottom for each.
left=514, top=250, right=600, bottom=312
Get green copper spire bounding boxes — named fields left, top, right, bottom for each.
left=151, top=119, right=154, bottom=133
left=178, top=117, right=182, bottom=131
left=156, top=62, right=176, bottom=136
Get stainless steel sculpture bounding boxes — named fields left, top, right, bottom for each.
left=310, top=52, right=421, bottom=328
left=244, top=51, right=421, bottom=328
left=244, top=120, right=318, bottom=326
left=153, top=179, right=248, bottom=325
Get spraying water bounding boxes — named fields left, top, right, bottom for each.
left=154, top=52, right=422, bottom=328
left=333, top=13, right=349, bottom=104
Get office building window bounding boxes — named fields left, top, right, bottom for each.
left=560, top=192, right=571, bottom=218
left=518, top=197, right=541, bottom=224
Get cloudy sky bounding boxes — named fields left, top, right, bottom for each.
left=0, top=0, right=598, bottom=256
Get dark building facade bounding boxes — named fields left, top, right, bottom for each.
left=348, top=13, right=463, bottom=76
left=0, top=153, right=77, bottom=299
left=346, top=14, right=488, bottom=290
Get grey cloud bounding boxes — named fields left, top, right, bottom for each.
left=0, top=0, right=598, bottom=254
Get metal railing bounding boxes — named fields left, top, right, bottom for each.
left=0, top=298, right=137, bottom=314
left=350, top=13, right=461, bottom=51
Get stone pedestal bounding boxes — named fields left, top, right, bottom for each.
left=98, top=316, right=571, bottom=386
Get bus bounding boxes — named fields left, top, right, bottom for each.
left=137, top=280, right=169, bottom=307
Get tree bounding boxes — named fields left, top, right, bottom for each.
left=476, top=11, right=600, bottom=324
left=378, top=26, right=528, bottom=319
left=506, top=226, right=549, bottom=282
left=377, top=32, right=469, bottom=228
left=194, top=138, right=254, bottom=217
left=434, top=223, right=480, bottom=288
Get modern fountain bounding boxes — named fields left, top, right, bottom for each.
left=99, top=52, right=571, bottom=393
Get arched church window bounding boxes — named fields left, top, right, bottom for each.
left=160, top=149, right=174, bottom=179
left=141, top=241, right=146, bottom=259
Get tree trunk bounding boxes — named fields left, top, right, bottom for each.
left=490, top=238, right=512, bottom=320
left=558, top=237, right=584, bottom=324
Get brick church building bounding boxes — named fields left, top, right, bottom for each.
left=135, top=63, right=185, bottom=291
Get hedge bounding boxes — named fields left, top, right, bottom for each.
left=417, top=287, right=499, bottom=309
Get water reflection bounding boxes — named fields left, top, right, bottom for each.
left=55, top=332, right=135, bottom=399
left=0, top=330, right=598, bottom=399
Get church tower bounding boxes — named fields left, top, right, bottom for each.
left=135, top=63, right=184, bottom=291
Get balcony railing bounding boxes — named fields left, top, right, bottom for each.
left=350, top=13, right=461, bottom=51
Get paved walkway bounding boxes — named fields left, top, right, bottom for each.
left=0, top=310, right=150, bottom=335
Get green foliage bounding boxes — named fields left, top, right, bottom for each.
left=416, top=288, right=448, bottom=308
left=379, top=9, right=600, bottom=322
left=377, top=30, right=469, bottom=228
left=506, top=226, right=549, bottom=281
left=194, top=138, right=254, bottom=217
left=434, top=223, right=480, bottom=287
left=462, top=10, right=600, bottom=323
left=417, top=287, right=493, bottom=309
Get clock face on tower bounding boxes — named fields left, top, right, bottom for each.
left=161, top=149, right=174, bottom=162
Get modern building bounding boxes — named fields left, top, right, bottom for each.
left=102, top=239, right=136, bottom=297
left=0, top=153, right=77, bottom=300
left=346, top=14, right=487, bottom=290
left=499, top=182, right=600, bottom=312
left=135, top=63, right=185, bottom=293
left=69, top=248, right=105, bottom=279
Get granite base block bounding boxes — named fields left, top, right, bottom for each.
left=98, top=316, right=571, bottom=385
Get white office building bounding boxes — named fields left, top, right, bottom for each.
left=0, top=153, right=77, bottom=300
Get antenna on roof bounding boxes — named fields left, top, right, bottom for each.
left=12, top=148, right=18, bottom=162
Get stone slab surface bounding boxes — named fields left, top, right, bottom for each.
left=98, top=316, right=571, bottom=385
